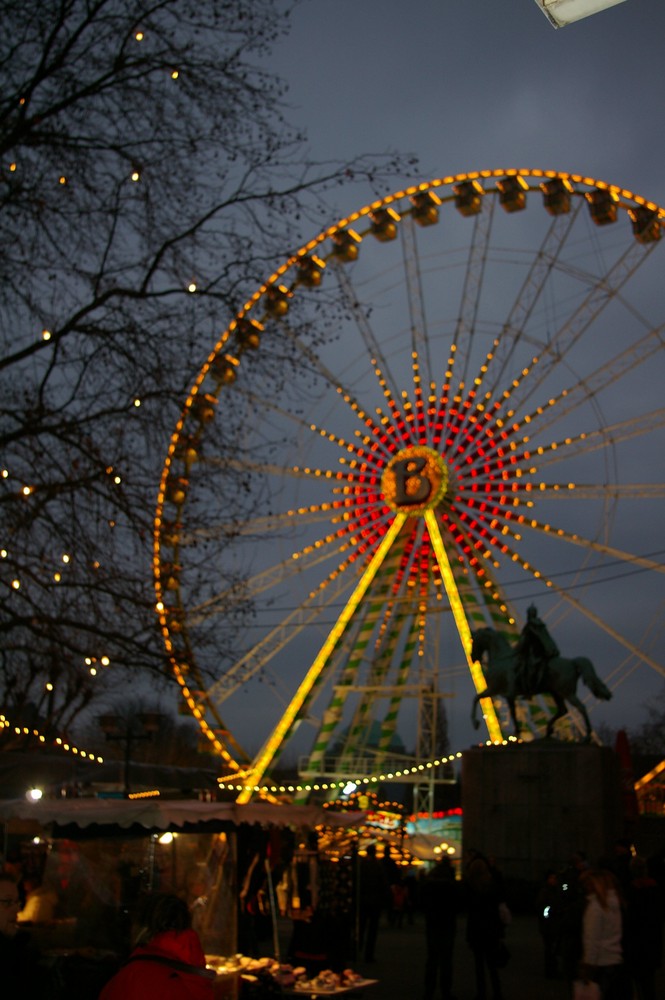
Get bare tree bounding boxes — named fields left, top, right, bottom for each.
left=0, top=0, right=410, bottom=743
left=628, top=685, right=665, bottom=755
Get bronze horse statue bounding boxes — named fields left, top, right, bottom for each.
left=470, top=626, right=612, bottom=740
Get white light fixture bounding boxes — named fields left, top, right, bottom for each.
left=26, top=787, right=43, bottom=801
left=342, top=781, right=357, bottom=796
left=533, top=0, right=627, bottom=28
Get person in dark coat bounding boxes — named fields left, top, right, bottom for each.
left=99, top=892, right=214, bottom=1000
left=420, top=857, right=462, bottom=1000
left=536, top=869, right=562, bottom=979
left=358, top=844, right=389, bottom=962
left=464, top=853, right=506, bottom=1000
left=623, top=856, right=663, bottom=1000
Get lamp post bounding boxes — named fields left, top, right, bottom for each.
left=98, top=712, right=162, bottom=797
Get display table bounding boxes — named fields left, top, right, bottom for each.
left=282, top=979, right=378, bottom=998
left=212, top=969, right=240, bottom=998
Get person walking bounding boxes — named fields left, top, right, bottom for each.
left=536, top=869, right=562, bottom=979
left=578, top=868, right=630, bottom=1000
left=357, top=844, right=389, bottom=963
left=420, top=856, right=462, bottom=1000
left=464, top=852, right=507, bottom=1000
left=623, top=856, right=663, bottom=1000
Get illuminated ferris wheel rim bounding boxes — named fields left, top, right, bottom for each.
left=153, top=167, right=665, bottom=785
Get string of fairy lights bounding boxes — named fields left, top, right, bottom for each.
left=0, top=714, right=104, bottom=764
left=1, top=707, right=521, bottom=793
left=214, top=740, right=521, bottom=797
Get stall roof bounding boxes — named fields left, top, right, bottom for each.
left=0, top=797, right=367, bottom=832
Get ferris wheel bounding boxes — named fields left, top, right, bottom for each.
left=153, top=169, right=665, bottom=802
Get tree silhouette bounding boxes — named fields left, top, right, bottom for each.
left=0, top=0, right=409, bottom=744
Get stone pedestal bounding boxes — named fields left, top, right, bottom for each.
left=461, top=741, right=622, bottom=882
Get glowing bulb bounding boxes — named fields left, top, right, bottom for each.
left=42, top=329, right=51, bottom=341
left=131, top=170, right=140, bottom=182
left=188, top=282, right=197, bottom=293
left=59, top=176, right=67, bottom=185
left=133, top=398, right=141, bottom=407
left=11, top=579, right=20, bottom=590
left=135, top=31, right=144, bottom=40
left=171, top=70, right=179, bottom=79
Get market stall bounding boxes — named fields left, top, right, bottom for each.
left=0, top=798, right=373, bottom=999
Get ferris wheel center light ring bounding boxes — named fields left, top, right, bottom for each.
left=381, top=446, right=449, bottom=515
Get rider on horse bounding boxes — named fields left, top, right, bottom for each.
left=516, top=604, right=560, bottom=698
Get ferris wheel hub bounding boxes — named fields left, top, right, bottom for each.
left=381, top=445, right=449, bottom=515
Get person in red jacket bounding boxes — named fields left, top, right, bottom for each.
left=100, top=892, right=215, bottom=1000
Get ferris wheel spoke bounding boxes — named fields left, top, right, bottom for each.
left=400, top=213, right=433, bottom=385
left=204, top=569, right=356, bottom=709
left=449, top=191, right=496, bottom=391
left=546, top=582, right=665, bottom=680
left=499, top=513, right=665, bottom=575
left=190, top=508, right=386, bottom=625
left=487, top=203, right=583, bottom=394
left=464, top=514, right=665, bottom=680
left=499, top=321, right=665, bottom=448
left=331, top=261, right=400, bottom=390
left=536, top=413, right=665, bottom=470
left=181, top=506, right=335, bottom=546
left=504, top=240, right=658, bottom=417
left=524, top=483, right=665, bottom=500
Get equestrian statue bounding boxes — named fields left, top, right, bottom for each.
left=470, top=605, right=612, bottom=740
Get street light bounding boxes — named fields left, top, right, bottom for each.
left=98, top=712, right=162, bottom=797
left=533, top=0, right=627, bottom=28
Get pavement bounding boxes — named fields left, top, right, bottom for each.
left=348, top=911, right=664, bottom=1000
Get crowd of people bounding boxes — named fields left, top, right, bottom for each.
left=0, top=837, right=663, bottom=998
left=361, top=839, right=664, bottom=1000
left=533, top=843, right=664, bottom=1000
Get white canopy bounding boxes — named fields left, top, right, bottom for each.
left=0, top=797, right=367, bottom=832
